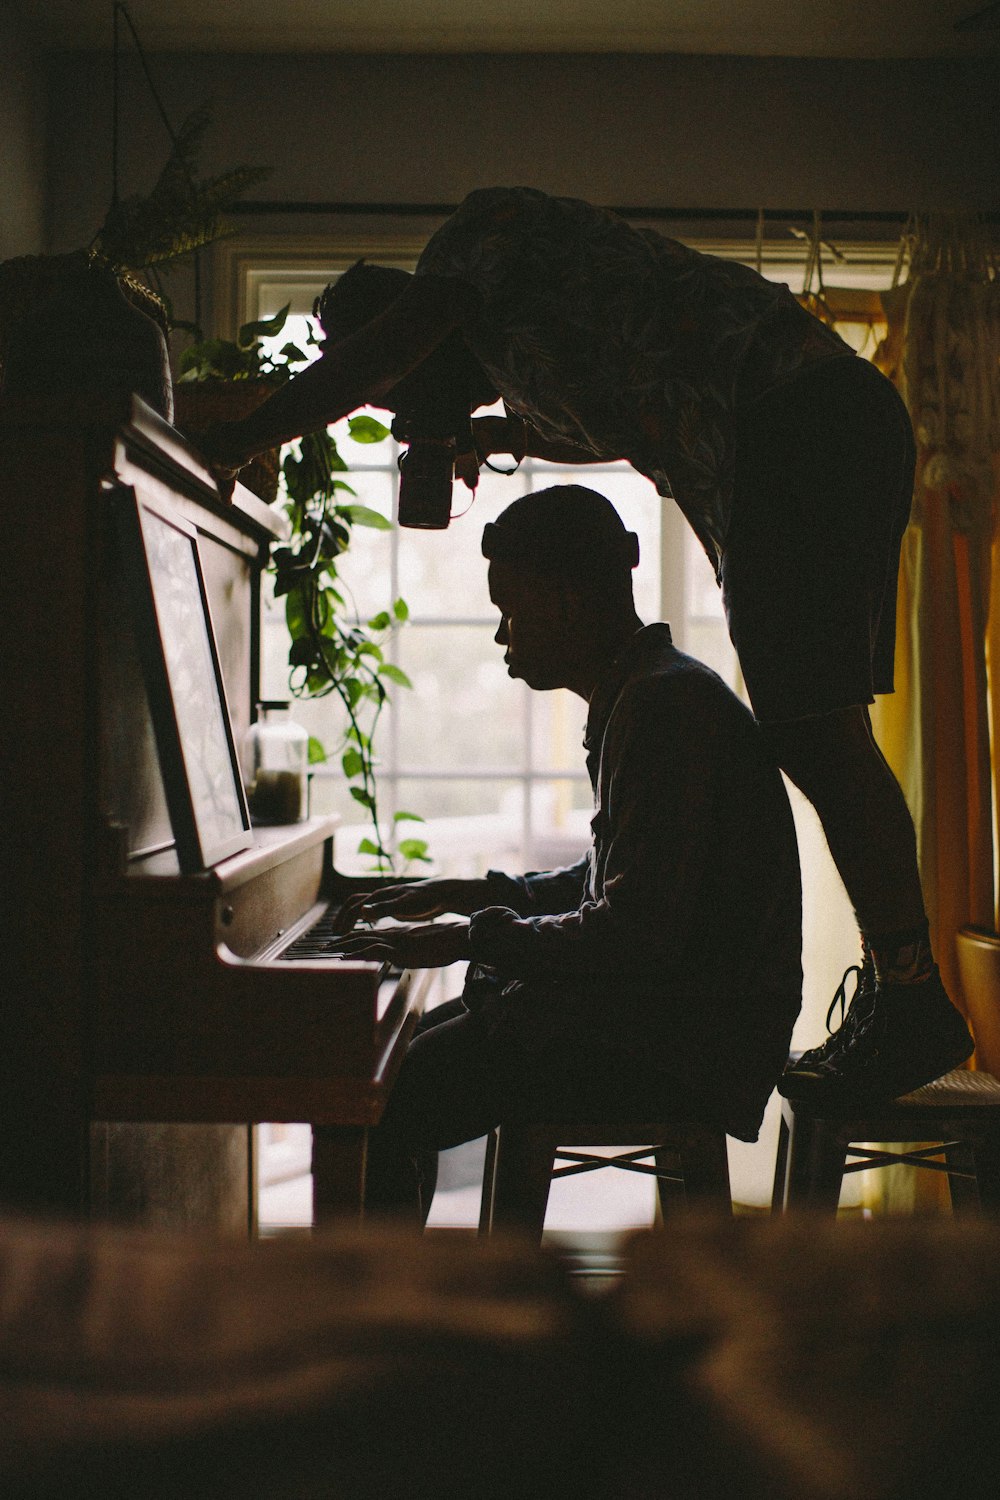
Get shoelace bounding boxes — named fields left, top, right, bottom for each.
left=825, top=963, right=865, bottom=1035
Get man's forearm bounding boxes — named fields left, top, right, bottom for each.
left=202, top=275, right=477, bottom=468
left=473, top=416, right=618, bottom=467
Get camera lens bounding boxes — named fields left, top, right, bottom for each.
left=397, top=440, right=455, bottom=530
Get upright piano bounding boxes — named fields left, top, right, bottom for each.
left=2, top=393, right=425, bottom=1230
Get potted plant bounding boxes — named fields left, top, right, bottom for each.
left=176, top=302, right=428, bottom=869
left=0, top=103, right=266, bottom=418
left=172, top=303, right=306, bottom=503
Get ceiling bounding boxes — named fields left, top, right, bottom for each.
left=14, top=0, right=1000, bottom=57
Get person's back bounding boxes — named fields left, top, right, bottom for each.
left=591, top=625, right=802, bottom=1139
left=479, top=619, right=801, bottom=1142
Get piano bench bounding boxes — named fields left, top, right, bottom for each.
left=478, top=1119, right=731, bottom=1240
left=771, top=1068, right=1000, bottom=1214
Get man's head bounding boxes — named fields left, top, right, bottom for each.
left=482, top=486, right=641, bottom=695
left=315, top=261, right=496, bottom=419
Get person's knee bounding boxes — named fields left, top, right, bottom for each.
left=762, top=708, right=875, bottom=803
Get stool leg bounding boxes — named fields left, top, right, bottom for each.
left=677, top=1129, right=731, bottom=1214
left=488, top=1125, right=558, bottom=1240
left=771, top=1109, right=791, bottom=1215
left=478, top=1128, right=499, bottom=1236
left=972, top=1131, right=1000, bottom=1216
left=784, top=1111, right=847, bottom=1213
left=653, top=1144, right=687, bottom=1220
left=943, top=1141, right=981, bottom=1216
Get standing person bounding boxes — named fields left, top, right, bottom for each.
left=202, top=186, right=973, bottom=1104
left=324, top=485, right=802, bottom=1220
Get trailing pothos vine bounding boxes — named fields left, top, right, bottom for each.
left=273, top=420, right=430, bottom=873
left=178, top=304, right=428, bottom=871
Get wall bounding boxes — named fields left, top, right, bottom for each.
left=0, top=1, right=45, bottom=259
left=43, top=48, right=1000, bottom=260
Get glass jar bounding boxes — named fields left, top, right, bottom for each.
left=242, top=702, right=309, bottom=825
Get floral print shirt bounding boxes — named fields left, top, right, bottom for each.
left=417, top=186, right=852, bottom=575
left=467, top=625, right=803, bottom=1141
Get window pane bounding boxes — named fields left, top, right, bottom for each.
left=395, top=778, right=524, bottom=858
left=394, top=625, right=524, bottom=770
left=323, top=467, right=395, bottom=621
left=396, top=467, right=533, bottom=618
left=528, top=689, right=589, bottom=774
left=524, top=779, right=592, bottom=870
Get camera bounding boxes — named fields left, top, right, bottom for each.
left=396, top=436, right=458, bottom=530
left=392, top=408, right=475, bottom=531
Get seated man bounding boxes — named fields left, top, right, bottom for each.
left=328, top=485, right=803, bottom=1221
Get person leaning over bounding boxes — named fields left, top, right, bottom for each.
left=201, top=186, right=973, bottom=1106
left=325, top=485, right=803, bottom=1222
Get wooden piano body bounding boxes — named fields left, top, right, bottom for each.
left=2, top=393, right=424, bottom=1229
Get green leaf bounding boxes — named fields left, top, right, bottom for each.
left=357, top=837, right=382, bottom=856
left=393, top=597, right=410, bottom=622
left=398, top=839, right=431, bottom=863
left=288, top=637, right=316, bottom=667
left=393, top=810, right=425, bottom=824
left=307, top=735, right=327, bottom=765
left=237, top=303, right=289, bottom=347
left=350, top=786, right=374, bottom=808
left=341, top=748, right=364, bottom=779
left=366, top=610, right=392, bottom=632
left=378, top=663, right=412, bottom=689
left=348, top=414, right=391, bottom=444
left=342, top=504, right=391, bottom=531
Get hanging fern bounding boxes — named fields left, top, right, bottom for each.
left=93, top=103, right=269, bottom=273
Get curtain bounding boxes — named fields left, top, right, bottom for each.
left=869, top=218, right=1000, bottom=1022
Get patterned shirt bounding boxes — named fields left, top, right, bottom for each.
left=416, top=186, right=852, bottom=575
left=467, top=625, right=802, bottom=1140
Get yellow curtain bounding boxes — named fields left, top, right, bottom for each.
left=868, top=218, right=1000, bottom=1028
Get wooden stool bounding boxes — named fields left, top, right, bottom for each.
left=772, top=1069, right=1000, bottom=1215
left=479, top=1120, right=731, bottom=1239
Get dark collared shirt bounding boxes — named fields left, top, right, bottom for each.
left=468, top=625, right=802, bottom=1139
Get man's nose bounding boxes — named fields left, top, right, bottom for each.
left=494, top=621, right=508, bottom=645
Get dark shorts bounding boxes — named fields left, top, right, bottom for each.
left=721, top=356, right=915, bottom=723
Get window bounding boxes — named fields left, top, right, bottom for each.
left=238, top=233, right=898, bottom=1218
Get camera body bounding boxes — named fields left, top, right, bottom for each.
left=396, top=436, right=457, bottom=530
left=393, top=407, right=474, bottom=530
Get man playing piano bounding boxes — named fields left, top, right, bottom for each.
left=326, top=485, right=803, bottom=1222
left=203, top=186, right=973, bottom=1110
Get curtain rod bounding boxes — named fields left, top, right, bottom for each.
left=237, top=200, right=920, bottom=223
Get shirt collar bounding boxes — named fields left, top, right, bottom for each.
left=583, top=622, right=673, bottom=754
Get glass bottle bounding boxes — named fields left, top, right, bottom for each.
left=242, top=701, right=309, bottom=825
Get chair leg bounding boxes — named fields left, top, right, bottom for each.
left=771, top=1109, right=791, bottom=1215
left=488, top=1125, right=559, bottom=1239
left=783, top=1110, right=847, bottom=1213
left=677, top=1127, right=731, bottom=1213
left=943, top=1141, right=981, bottom=1216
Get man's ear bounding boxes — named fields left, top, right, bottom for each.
left=555, top=579, right=588, bottom=624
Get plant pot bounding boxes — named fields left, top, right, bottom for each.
left=173, top=379, right=281, bottom=504
left=0, top=251, right=172, bottom=420
left=955, top=925, right=1000, bottom=1074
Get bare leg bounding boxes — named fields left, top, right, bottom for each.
left=761, top=704, right=923, bottom=935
